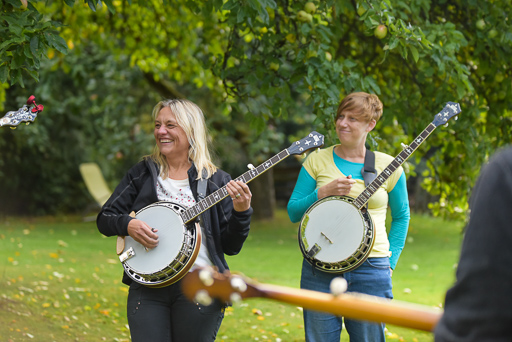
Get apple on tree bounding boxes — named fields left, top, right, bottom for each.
left=495, top=73, right=504, bottom=83
left=488, top=29, right=498, bottom=39
left=269, top=62, right=280, bottom=71
left=297, top=10, right=313, bottom=23
left=374, top=25, right=387, bottom=39
left=476, top=19, right=486, bottom=30
left=304, top=2, right=316, bottom=14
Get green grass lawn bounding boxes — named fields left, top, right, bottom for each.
left=0, top=209, right=463, bottom=341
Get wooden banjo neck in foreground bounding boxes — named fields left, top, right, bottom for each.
left=182, top=268, right=443, bottom=332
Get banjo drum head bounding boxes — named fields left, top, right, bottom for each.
left=124, top=203, right=186, bottom=275
left=301, top=197, right=366, bottom=263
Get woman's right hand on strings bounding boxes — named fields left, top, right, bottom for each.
left=127, top=219, right=159, bottom=249
left=317, top=175, right=356, bottom=199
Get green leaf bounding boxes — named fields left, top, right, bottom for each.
left=364, top=76, right=381, bottom=95
left=7, top=22, right=23, bottom=36
left=409, top=45, right=419, bottom=63
left=30, top=36, right=40, bottom=56
left=343, top=59, right=357, bottom=69
left=11, top=69, right=24, bottom=88
left=87, top=0, right=98, bottom=12
left=26, top=68, right=39, bottom=82
left=102, top=0, right=116, bottom=14
left=0, top=64, right=8, bottom=84
left=64, top=0, right=76, bottom=7
left=0, top=39, right=15, bottom=51
left=44, top=32, right=69, bottom=55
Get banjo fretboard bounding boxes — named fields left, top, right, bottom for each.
left=353, top=123, right=437, bottom=210
left=180, top=131, right=325, bottom=223
left=180, top=149, right=291, bottom=224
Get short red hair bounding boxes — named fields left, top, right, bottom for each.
left=336, top=92, right=383, bottom=123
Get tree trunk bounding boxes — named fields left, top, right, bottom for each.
left=249, top=168, right=275, bottom=221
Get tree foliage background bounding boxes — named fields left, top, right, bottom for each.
left=1, top=0, right=511, bottom=218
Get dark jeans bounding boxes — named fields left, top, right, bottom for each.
left=127, top=276, right=225, bottom=342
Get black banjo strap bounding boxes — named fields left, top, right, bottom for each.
left=195, top=168, right=208, bottom=224
left=197, top=168, right=208, bottom=201
left=361, top=148, right=377, bottom=188
left=361, top=149, right=377, bottom=209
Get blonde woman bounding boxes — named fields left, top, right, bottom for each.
left=97, top=99, right=253, bottom=342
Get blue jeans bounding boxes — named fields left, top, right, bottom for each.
left=301, top=257, right=393, bottom=342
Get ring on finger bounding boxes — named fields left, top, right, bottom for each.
left=235, top=193, right=241, bottom=198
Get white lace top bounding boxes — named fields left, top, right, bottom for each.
left=156, top=176, right=214, bottom=270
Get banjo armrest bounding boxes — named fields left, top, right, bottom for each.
left=116, top=236, right=126, bottom=255
left=116, top=211, right=135, bottom=255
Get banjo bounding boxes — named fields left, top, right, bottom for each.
left=299, top=102, right=461, bottom=273
left=117, top=131, right=325, bottom=287
left=181, top=267, right=442, bottom=332
left=1, top=95, right=44, bottom=128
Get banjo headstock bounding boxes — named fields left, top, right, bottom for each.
left=1, top=95, right=44, bottom=128
left=181, top=268, right=261, bottom=305
left=287, top=131, right=324, bottom=155
left=432, top=101, right=461, bottom=127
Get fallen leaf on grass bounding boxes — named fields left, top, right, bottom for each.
left=99, top=309, right=110, bottom=316
left=252, top=308, right=262, bottom=315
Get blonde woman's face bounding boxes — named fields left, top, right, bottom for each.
left=154, top=107, right=190, bottom=160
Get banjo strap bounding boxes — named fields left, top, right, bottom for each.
left=197, top=168, right=208, bottom=201
left=194, top=168, right=208, bottom=224
left=361, top=149, right=377, bottom=209
left=361, top=148, right=377, bottom=187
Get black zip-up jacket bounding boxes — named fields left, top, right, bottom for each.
left=97, top=157, right=253, bottom=285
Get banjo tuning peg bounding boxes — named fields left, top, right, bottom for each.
left=230, top=276, right=248, bottom=293
left=198, top=269, right=214, bottom=286
left=194, top=289, right=213, bottom=306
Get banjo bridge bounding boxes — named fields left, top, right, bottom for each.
left=119, top=247, right=135, bottom=263
left=321, top=232, right=333, bottom=244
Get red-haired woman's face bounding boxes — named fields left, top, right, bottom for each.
left=335, top=111, right=376, bottom=147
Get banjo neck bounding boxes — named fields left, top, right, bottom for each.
left=353, top=123, right=436, bottom=210
left=182, top=268, right=442, bottom=332
left=180, top=149, right=290, bottom=223
left=180, top=131, right=325, bottom=224
left=353, top=101, right=461, bottom=210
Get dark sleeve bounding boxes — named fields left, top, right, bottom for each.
left=435, top=147, right=512, bottom=341
left=96, top=164, right=145, bottom=237
left=217, top=173, right=253, bottom=255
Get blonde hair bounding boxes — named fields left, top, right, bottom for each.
left=336, top=92, right=383, bottom=123
left=149, top=99, right=217, bottom=180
